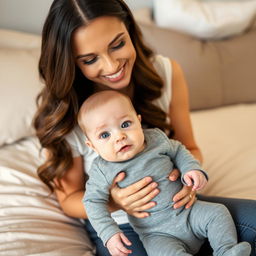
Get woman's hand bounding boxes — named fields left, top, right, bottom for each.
left=109, top=172, right=160, bottom=218
left=168, top=168, right=197, bottom=209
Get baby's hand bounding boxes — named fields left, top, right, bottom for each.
left=106, top=232, right=132, bottom=256
left=183, top=170, right=207, bottom=191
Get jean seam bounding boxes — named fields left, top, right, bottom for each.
left=237, top=224, right=256, bottom=254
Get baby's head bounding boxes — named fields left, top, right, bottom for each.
left=78, top=90, right=145, bottom=162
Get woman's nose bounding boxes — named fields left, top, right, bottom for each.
left=101, top=55, right=119, bottom=74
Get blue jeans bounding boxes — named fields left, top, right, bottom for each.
left=197, top=195, right=256, bottom=256
left=85, top=196, right=256, bottom=256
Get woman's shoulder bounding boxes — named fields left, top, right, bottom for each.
left=151, top=54, right=173, bottom=113
left=151, top=54, right=171, bottom=71
left=151, top=54, right=172, bottom=88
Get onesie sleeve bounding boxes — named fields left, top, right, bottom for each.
left=163, top=133, right=208, bottom=183
left=84, top=160, right=122, bottom=245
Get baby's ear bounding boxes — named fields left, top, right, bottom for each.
left=85, top=140, right=98, bottom=154
left=137, top=114, right=142, bottom=122
left=85, top=140, right=92, bottom=148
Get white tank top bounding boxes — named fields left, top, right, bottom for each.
left=66, top=54, right=172, bottom=224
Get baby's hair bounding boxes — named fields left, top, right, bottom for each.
left=77, top=90, right=136, bottom=134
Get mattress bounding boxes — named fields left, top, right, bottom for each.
left=0, top=137, right=95, bottom=256
left=191, top=103, right=256, bottom=200
left=0, top=103, right=255, bottom=255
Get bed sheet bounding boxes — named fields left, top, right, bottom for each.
left=0, top=104, right=255, bottom=255
left=0, top=136, right=95, bottom=256
left=191, top=103, right=256, bottom=200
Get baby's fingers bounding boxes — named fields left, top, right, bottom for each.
left=120, top=233, right=132, bottom=247
left=197, top=176, right=208, bottom=190
left=183, top=175, right=193, bottom=187
left=191, top=175, right=200, bottom=191
left=115, top=233, right=132, bottom=255
left=116, top=244, right=132, bottom=255
left=108, top=233, right=132, bottom=256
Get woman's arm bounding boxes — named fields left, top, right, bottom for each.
left=168, top=60, right=203, bottom=209
left=54, top=156, right=88, bottom=219
left=169, top=60, right=203, bottom=163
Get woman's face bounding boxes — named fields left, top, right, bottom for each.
left=72, top=16, right=136, bottom=91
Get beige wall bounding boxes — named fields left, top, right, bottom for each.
left=0, top=0, right=152, bottom=34
left=0, top=0, right=53, bottom=34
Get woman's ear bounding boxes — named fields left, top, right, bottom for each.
left=137, top=114, right=142, bottom=122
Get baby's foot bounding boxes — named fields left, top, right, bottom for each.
left=222, top=242, right=251, bottom=256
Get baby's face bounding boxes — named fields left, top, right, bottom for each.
left=84, top=96, right=145, bottom=162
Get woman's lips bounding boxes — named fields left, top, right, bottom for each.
left=104, top=64, right=125, bottom=82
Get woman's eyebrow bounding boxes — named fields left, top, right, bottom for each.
left=108, top=32, right=124, bottom=46
left=76, top=32, right=125, bottom=60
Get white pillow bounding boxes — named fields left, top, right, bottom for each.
left=0, top=48, right=43, bottom=146
left=153, top=0, right=256, bottom=39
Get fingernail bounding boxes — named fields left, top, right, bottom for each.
left=151, top=201, right=156, bottom=207
left=151, top=182, right=157, bottom=188
left=145, top=177, right=152, bottom=182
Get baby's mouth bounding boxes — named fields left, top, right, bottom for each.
left=119, top=145, right=131, bottom=152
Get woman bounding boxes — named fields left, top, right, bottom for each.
left=34, top=0, right=255, bottom=255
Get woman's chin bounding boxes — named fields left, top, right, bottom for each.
left=105, top=80, right=130, bottom=91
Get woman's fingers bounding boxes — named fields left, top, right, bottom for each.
left=168, top=168, right=180, bottom=181
left=112, top=174, right=153, bottom=197
left=127, top=188, right=159, bottom=210
left=172, top=185, right=196, bottom=209
left=131, top=211, right=150, bottom=219
left=110, top=174, right=159, bottom=216
left=111, top=171, right=126, bottom=188
left=120, top=183, right=159, bottom=213
left=185, top=192, right=197, bottom=209
left=126, top=181, right=158, bottom=203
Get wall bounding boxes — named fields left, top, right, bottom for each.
left=0, top=0, right=152, bottom=34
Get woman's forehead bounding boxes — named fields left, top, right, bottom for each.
left=72, top=16, right=127, bottom=54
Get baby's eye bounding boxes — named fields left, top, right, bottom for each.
left=99, top=132, right=110, bottom=139
left=121, top=121, right=131, bottom=128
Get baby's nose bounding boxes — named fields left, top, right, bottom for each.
left=116, top=132, right=126, bottom=142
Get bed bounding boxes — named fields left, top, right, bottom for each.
left=0, top=11, right=255, bottom=255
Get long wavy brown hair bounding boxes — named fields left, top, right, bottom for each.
left=34, top=0, right=172, bottom=191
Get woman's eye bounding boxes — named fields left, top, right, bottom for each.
left=82, top=56, right=98, bottom=65
left=100, top=132, right=110, bottom=139
left=112, top=40, right=125, bottom=50
left=121, top=121, right=131, bottom=128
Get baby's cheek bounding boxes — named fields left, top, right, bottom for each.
left=101, top=149, right=117, bottom=162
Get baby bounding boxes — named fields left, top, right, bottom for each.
left=78, top=90, right=251, bottom=256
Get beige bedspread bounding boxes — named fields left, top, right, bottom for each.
left=0, top=104, right=255, bottom=255
left=191, top=104, right=256, bottom=200
left=0, top=137, right=95, bottom=256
